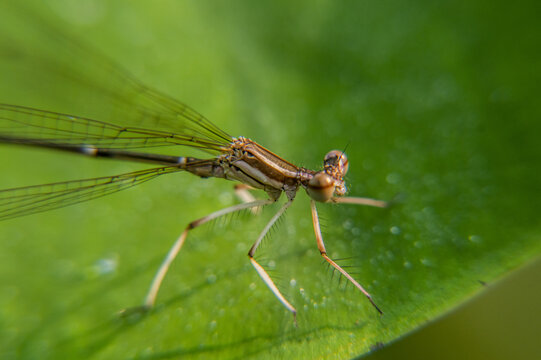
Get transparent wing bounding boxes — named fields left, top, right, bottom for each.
left=0, top=166, right=182, bottom=220
left=0, top=5, right=232, bottom=220
left=0, top=104, right=227, bottom=152
left=0, top=3, right=232, bottom=153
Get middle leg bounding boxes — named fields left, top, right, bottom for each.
left=248, top=200, right=297, bottom=321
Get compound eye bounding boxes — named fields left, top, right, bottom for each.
left=306, top=172, right=335, bottom=202
left=324, top=150, right=349, bottom=175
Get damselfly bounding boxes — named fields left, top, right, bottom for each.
left=0, top=8, right=388, bottom=322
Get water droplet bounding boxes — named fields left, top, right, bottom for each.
left=93, top=255, right=117, bottom=276
left=390, top=226, right=401, bottom=235
left=420, top=258, right=433, bottom=267
left=386, top=173, right=400, bottom=184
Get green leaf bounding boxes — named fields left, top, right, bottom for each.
left=0, top=1, right=539, bottom=359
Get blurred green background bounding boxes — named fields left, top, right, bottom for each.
left=0, top=0, right=539, bottom=359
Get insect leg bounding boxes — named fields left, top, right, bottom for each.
left=234, top=184, right=261, bottom=214
left=331, top=196, right=388, bottom=208
left=121, top=198, right=274, bottom=315
left=248, top=200, right=296, bottom=322
left=310, top=200, right=383, bottom=315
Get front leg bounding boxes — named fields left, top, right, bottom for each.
left=331, top=196, right=388, bottom=208
left=311, top=200, right=383, bottom=315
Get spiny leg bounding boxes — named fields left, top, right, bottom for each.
left=331, top=196, right=388, bottom=208
left=248, top=200, right=297, bottom=321
left=120, top=198, right=274, bottom=316
left=234, top=184, right=261, bottom=214
left=310, top=200, right=383, bottom=315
